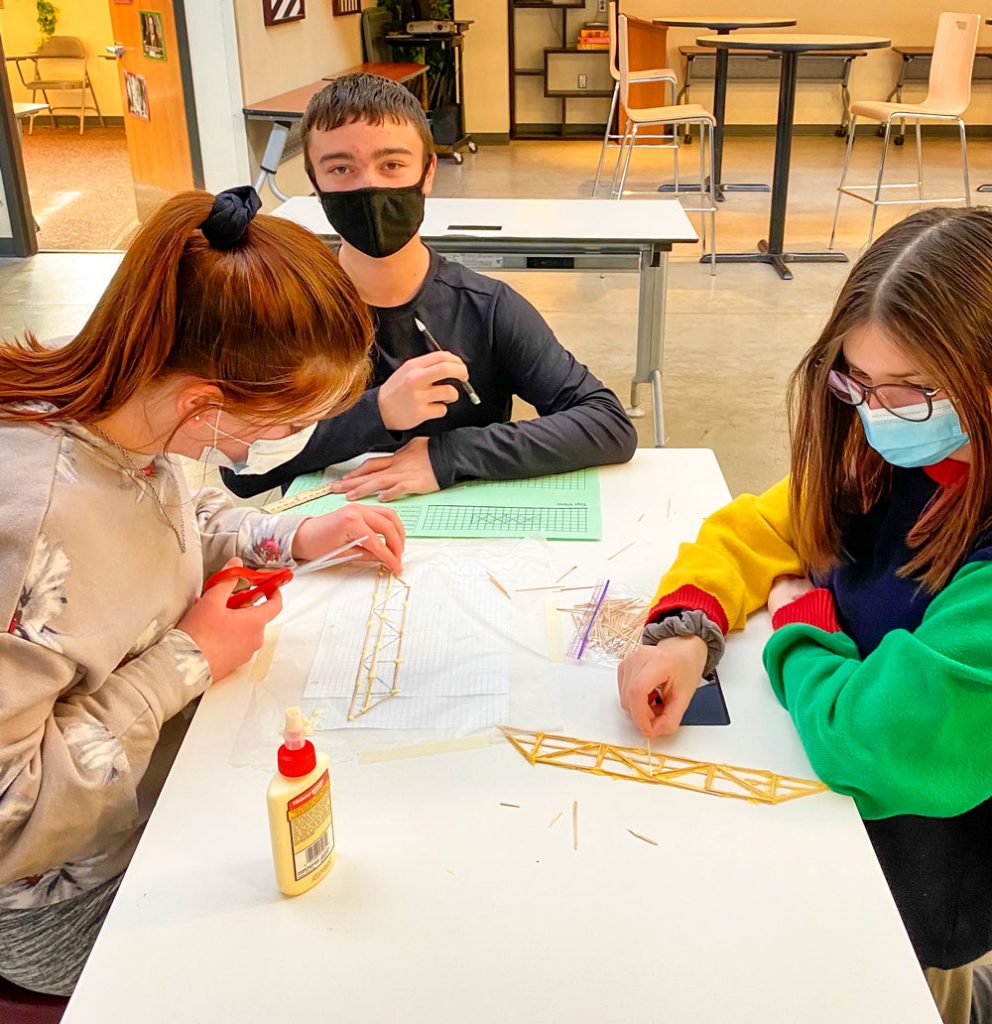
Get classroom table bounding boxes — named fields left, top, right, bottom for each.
left=697, top=33, right=891, bottom=280
left=978, top=18, right=992, bottom=194
left=243, top=62, right=429, bottom=202
left=60, top=449, right=940, bottom=1024
left=653, top=16, right=797, bottom=200
left=272, top=195, right=698, bottom=447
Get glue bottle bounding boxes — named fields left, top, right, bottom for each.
left=267, top=706, right=335, bottom=896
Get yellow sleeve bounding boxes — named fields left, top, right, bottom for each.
left=648, top=476, right=802, bottom=634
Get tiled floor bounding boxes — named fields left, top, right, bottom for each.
left=3, top=131, right=988, bottom=496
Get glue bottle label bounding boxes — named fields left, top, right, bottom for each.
left=286, top=771, right=334, bottom=881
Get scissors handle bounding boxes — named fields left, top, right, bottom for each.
left=202, top=566, right=293, bottom=609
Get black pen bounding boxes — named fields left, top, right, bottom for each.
left=414, top=316, right=482, bottom=406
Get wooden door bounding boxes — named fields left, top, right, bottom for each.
left=106, top=1, right=196, bottom=219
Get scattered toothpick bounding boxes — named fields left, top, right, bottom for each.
left=638, top=513, right=645, bottom=522
left=548, top=810, right=563, bottom=829
left=499, top=802, right=520, bottom=809
left=554, top=565, right=577, bottom=584
left=626, top=828, right=658, bottom=847
left=572, top=800, right=579, bottom=851
left=488, top=574, right=512, bottom=600
left=666, top=498, right=672, bottom=518
left=608, top=541, right=635, bottom=561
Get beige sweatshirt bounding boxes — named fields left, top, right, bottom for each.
left=0, top=410, right=300, bottom=910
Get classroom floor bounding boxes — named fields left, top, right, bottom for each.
left=17, top=124, right=139, bottom=251
left=2, top=131, right=988, bottom=496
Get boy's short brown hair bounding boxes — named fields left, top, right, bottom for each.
left=301, top=72, right=434, bottom=183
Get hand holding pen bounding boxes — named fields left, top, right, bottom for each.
left=415, top=316, right=482, bottom=406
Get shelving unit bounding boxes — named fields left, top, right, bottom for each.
left=508, top=0, right=611, bottom=140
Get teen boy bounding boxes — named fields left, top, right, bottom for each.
left=224, top=73, right=636, bottom=502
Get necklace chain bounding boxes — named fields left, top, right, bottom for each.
left=90, top=425, right=187, bottom=554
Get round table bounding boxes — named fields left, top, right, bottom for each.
left=654, top=17, right=797, bottom=199
left=697, top=33, right=891, bottom=280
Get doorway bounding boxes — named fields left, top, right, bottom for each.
left=0, top=0, right=202, bottom=253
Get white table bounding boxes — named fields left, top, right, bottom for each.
left=273, top=196, right=698, bottom=448
left=62, top=450, right=938, bottom=1024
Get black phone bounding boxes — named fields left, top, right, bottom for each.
left=682, top=669, right=731, bottom=726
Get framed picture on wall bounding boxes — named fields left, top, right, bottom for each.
left=139, top=10, right=166, bottom=60
left=333, top=0, right=361, bottom=14
left=124, top=71, right=150, bottom=121
left=262, top=0, right=305, bottom=25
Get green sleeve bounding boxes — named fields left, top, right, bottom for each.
left=762, top=560, right=992, bottom=821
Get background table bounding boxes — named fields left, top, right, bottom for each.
left=61, top=450, right=939, bottom=1024
left=698, top=33, right=891, bottom=280
left=653, top=16, right=797, bottom=200
left=243, top=62, right=429, bottom=202
left=273, top=196, right=697, bottom=447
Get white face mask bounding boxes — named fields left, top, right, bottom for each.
left=196, top=412, right=317, bottom=476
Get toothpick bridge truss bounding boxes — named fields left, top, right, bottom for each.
left=500, top=727, right=828, bottom=806
left=349, top=568, right=411, bottom=721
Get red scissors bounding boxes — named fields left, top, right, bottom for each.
left=202, top=565, right=294, bottom=609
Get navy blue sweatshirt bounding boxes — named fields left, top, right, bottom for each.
left=224, top=248, right=637, bottom=498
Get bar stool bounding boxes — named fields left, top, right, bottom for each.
left=830, top=12, right=979, bottom=248
left=592, top=2, right=678, bottom=196
left=612, top=14, right=718, bottom=273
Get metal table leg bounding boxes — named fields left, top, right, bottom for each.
left=625, top=244, right=668, bottom=446
left=659, top=30, right=770, bottom=203
left=253, top=121, right=293, bottom=203
left=713, top=50, right=847, bottom=280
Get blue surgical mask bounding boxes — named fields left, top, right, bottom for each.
left=856, top=399, right=969, bottom=468
left=197, top=412, right=317, bottom=475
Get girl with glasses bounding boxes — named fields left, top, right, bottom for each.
left=617, top=206, right=991, bottom=1024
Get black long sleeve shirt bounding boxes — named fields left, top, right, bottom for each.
left=224, top=248, right=637, bottom=498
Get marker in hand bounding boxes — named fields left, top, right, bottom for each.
left=414, top=316, right=482, bottom=406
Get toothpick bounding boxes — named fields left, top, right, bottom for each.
left=499, top=802, right=520, bottom=809
left=554, top=565, right=577, bottom=584
left=548, top=810, right=563, bottom=829
left=666, top=498, right=672, bottom=518
left=626, top=828, right=658, bottom=847
left=572, top=800, right=579, bottom=851
left=557, top=584, right=596, bottom=592
left=608, top=541, right=635, bottom=561
left=488, top=574, right=512, bottom=600
left=638, top=513, right=645, bottom=522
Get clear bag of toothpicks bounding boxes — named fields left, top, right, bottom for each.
left=562, top=579, right=651, bottom=667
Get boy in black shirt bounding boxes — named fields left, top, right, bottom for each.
left=225, top=73, right=636, bottom=502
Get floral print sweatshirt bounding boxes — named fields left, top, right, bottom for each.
left=0, top=412, right=300, bottom=910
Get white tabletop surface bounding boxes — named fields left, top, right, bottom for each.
left=273, top=195, right=699, bottom=245
left=62, top=450, right=938, bottom=1024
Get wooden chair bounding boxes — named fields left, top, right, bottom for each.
left=830, top=12, right=979, bottom=247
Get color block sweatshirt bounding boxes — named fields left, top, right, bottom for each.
left=0, top=411, right=301, bottom=911
left=647, top=461, right=992, bottom=969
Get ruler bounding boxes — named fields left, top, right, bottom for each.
left=263, top=482, right=339, bottom=514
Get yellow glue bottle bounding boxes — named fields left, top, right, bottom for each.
left=267, top=707, right=335, bottom=896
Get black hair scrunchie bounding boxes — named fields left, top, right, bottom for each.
left=199, top=185, right=262, bottom=250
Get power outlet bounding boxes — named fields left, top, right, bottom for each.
left=597, top=0, right=607, bottom=12
left=578, top=73, right=588, bottom=90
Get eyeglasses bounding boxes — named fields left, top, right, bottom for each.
left=825, top=368, right=941, bottom=423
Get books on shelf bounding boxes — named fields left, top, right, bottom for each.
left=578, top=23, right=609, bottom=50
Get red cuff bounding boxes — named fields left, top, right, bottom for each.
left=646, top=585, right=729, bottom=635
left=771, top=588, right=841, bottom=633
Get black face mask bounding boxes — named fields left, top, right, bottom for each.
left=317, top=165, right=429, bottom=259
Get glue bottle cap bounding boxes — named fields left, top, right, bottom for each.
left=278, top=706, right=316, bottom=778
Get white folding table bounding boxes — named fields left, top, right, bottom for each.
left=61, top=449, right=938, bottom=1024
left=272, top=196, right=697, bottom=448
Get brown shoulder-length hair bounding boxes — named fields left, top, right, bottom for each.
left=788, top=206, right=992, bottom=593
left=0, top=189, right=373, bottom=428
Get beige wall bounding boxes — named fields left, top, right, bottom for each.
left=458, top=2, right=992, bottom=132
left=233, top=0, right=376, bottom=104
left=0, top=0, right=122, bottom=117
left=459, top=0, right=511, bottom=135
